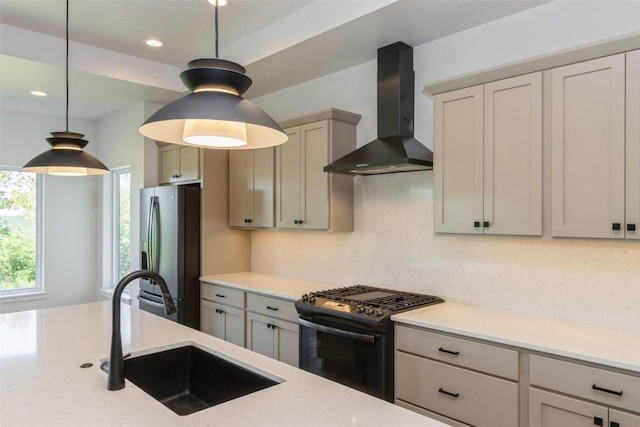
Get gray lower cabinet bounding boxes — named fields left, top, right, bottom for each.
left=200, top=300, right=245, bottom=347
left=200, top=282, right=299, bottom=367
left=395, top=325, right=519, bottom=427
left=200, top=284, right=245, bottom=347
left=246, top=293, right=299, bottom=367
left=529, top=388, right=640, bottom=427
left=395, top=324, right=640, bottom=427
left=529, top=354, right=640, bottom=427
left=246, top=312, right=299, bottom=367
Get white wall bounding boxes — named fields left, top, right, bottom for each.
left=96, top=102, right=161, bottom=302
left=0, top=109, right=101, bottom=313
left=250, top=1, right=640, bottom=333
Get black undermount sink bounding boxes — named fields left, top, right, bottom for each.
left=122, top=345, right=279, bottom=416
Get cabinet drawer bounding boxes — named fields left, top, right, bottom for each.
left=396, top=352, right=518, bottom=427
left=201, top=283, right=245, bottom=308
left=395, top=325, right=519, bottom=380
left=246, top=293, right=298, bottom=322
left=530, top=354, right=640, bottom=413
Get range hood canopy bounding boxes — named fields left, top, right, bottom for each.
left=324, top=42, right=433, bottom=175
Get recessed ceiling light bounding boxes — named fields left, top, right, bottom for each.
left=31, top=91, right=47, bottom=97
left=208, top=0, right=227, bottom=6
left=145, top=39, right=163, bottom=47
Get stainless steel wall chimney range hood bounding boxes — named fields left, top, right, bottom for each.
left=324, top=42, right=433, bottom=175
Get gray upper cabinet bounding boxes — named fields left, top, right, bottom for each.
left=159, top=144, right=200, bottom=185
left=434, top=72, right=542, bottom=235
left=228, top=148, right=275, bottom=228
left=275, top=109, right=361, bottom=231
left=551, top=51, right=639, bottom=239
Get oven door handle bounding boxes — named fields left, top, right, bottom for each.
left=298, top=318, right=375, bottom=343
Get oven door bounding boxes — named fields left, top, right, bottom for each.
left=298, top=316, right=390, bottom=401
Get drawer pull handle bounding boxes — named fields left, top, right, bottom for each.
left=215, top=294, right=226, bottom=298
left=266, top=306, right=279, bottom=311
left=592, top=384, right=623, bottom=396
left=267, top=324, right=277, bottom=329
left=438, top=388, right=459, bottom=398
left=215, top=309, right=224, bottom=314
left=438, top=347, right=460, bottom=356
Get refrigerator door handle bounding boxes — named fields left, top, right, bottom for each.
left=145, top=197, right=154, bottom=272
left=148, top=196, right=160, bottom=273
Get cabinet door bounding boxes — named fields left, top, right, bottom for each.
left=483, top=72, right=542, bottom=236
left=434, top=86, right=484, bottom=234
left=626, top=49, right=640, bottom=239
left=246, top=311, right=275, bottom=359
left=177, top=145, right=200, bottom=182
left=273, top=319, right=299, bottom=367
left=529, top=388, right=608, bottom=427
left=276, top=127, right=302, bottom=228
left=301, top=121, right=330, bottom=229
left=201, top=300, right=225, bottom=340
left=551, top=54, right=626, bottom=238
left=229, top=150, right=253, bottom=227
left=252, top=147, right=275, bottom=228
left=609, top=409, right=640, bottom=427
left=200, top=300, right=245, bottom=347
left=223, top=304, right=246, bottom=348
left=159, top=146, right=177, bottom=184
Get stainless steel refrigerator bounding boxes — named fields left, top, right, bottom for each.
left=139, top=184, right=201, bottom=329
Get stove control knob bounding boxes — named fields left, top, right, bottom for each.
left=365, top=307, right=374, bottom=315
left=309, top=295, right=316, bottom=303
left=374, top=309, right=384, bottom=316
left=302, top=294, right=309, bottom=301
left=357, top=305, right=365, bottom=313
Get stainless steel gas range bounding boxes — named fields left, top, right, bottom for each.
left=295, top=285, right=443, bottom=401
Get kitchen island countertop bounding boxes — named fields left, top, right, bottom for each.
left=392, top=301, right=640, bottom=374
left=0, top=302, right=446, bottom=427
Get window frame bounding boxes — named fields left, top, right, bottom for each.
left=111, top=167, right=131, bottom=285
left=0, top=167, right=45, bottom=302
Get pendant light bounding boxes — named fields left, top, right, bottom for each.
left=139, top=1, right=288, bottom=150
left=23, top=0, right=109, bottom=176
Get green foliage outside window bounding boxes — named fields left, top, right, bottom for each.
left=0, top=171, right=37, bottom=290
left=117, top=172, right=131, bottom=280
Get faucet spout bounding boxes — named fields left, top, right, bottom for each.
left=107, top=269, right=177, bottom=391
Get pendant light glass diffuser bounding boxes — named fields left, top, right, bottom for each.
left=139, top=4, right=287, bottom=150
left=23, top=0, right=109, bottom=176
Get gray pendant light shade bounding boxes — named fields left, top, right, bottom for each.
left=23, top=132, right=110, bottom=176
left=22, top=0, right=109, bottom=176
left=140, top=59, right=287, bottom=149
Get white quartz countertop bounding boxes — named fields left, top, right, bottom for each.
left=200, top=272, right=337, bottom=301
left=0, top=302, right=444, bottom=427
left=392, top=301, right=640, bottom=374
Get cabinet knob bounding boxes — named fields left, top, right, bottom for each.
left=627, top=223, right=636, bottom=231
left=474, top=221, right=481, bottom=228
left=612, top=223, right=621, bottom=231
left=247, top=218, right=252, bottom=223
left=593, top=417, right=603, bottom=426
left=483, top=221, right=490, bottom=228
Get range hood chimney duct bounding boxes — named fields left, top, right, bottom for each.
left=324, top=42, right=433, bottom=175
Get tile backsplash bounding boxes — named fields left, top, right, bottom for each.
left=251, top=172, right=640, bottom=334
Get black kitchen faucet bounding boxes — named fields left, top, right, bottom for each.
left=106, top=270, right=177, bottom=391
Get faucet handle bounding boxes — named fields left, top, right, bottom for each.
left=162, top=294, right=178, bottom=315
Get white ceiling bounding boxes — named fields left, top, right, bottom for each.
left=0, top=0, right=547, bottom=121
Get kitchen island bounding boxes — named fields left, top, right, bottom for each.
left=0, top=302, right=446, bottom=427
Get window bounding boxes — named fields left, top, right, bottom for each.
left=0, top=168, right=43, bottom=298
left=113, top=168, right=131, bottom=282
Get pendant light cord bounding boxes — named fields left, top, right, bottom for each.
left=65, top=0, right=69, bottom=131
left=214, top=2, right=219, bottom=58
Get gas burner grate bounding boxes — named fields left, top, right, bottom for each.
left=311, top=285, right=443, bottom=312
